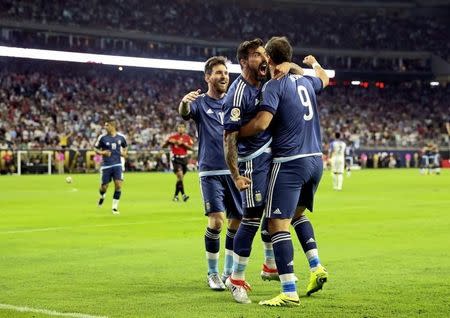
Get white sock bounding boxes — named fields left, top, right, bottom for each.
left=206, top=252, right=220, bottom=274
left=280, top=273, right=299, bottom=299
left=332, top=173, right=338, bottom=189
left=231, top=253, right=249, bottom=281
left=263, top=242, right=277, bottom=269
left=337, top=174, right=343, bottom=190
left=112, top=199, right=119, bottom=210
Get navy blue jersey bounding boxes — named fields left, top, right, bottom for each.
left=260, top=74, right=323, bottom=159
left=184, top=94, right=229, bottom=174
left=94, top=133, right=127, bottom=167
left=223, top=76, right=272, bottom=157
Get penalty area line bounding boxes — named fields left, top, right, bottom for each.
left=0, top=303, right=108, bottom=318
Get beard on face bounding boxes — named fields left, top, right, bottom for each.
left=213, top=79, right=228, bottom=94
left=250, top=62, right=268, bottom=81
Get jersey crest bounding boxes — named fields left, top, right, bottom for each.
left=230, top=107, right=241, bottom=122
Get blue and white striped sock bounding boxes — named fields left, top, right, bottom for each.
left=280, top=273, right=298, bottom=299
left=306, top=249, right=320, bottom=272
left=272, top=231, right=298, bottom=298
left=261, top=218, right=276, bottom=269
left=205, top=227, right=221, bottom=274
left=231, top=253, right=249, bottom=281
left=223, top=229, right=236, bottom=276
left=291, top=215, right=321, bottom=271
left=231, top=219, right=260, bottom=280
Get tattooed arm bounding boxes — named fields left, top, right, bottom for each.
left=224, top=130, right=251, bottom=191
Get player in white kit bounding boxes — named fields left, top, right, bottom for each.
left=329, top=132, right=346, bottom=191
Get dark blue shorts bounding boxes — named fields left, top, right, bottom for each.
left=200, top=174, right=243, bottom=220
left=101, top=165, right=123, bottom=185
left=239, top=152, right=272, bottom=210
left=265, top=156, right=323, bottom=219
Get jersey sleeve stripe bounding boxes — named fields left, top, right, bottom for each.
left=233, top=80, right=246, bottom=108
left=94, top=133, right=106, bottom=148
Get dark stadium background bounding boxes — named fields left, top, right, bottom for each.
left=0, top=0, right=449, bottom=174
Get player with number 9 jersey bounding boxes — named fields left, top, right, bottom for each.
left=260, top=74, right=323, bottom=159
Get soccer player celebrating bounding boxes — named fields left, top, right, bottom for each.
left=179, top=56, right=243, bottom=291
left=223, top=38, right=277, bottom=304
left=329, top=132, right=347, bottom=190
left=223, top=39, right=308, bottom=304
left=163, top=123, right=193, bottom=202
left=94, top=120, right=128, bottom=215
left=239, top=37, right=329, bottom=306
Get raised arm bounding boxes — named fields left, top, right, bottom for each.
left=303, top=55, right=329, bottom=89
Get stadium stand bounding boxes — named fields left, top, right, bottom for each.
left=0, top=0, right=449, bottom=173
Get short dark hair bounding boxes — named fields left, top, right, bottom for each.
left=105, top=119, right=117, bottom=127
left=265, top=36, right=293, bottom=64
left=204, top=56, right=228, bottom=75
left=236, top=38, right=264, bottom=66
left=335, top=132, right=341, bottom=139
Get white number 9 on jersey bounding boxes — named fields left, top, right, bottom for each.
left=297, top=85, right=313, bottom=121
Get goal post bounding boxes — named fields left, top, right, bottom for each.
left=17, top=150, right=53, bottom=175
left=43, top=151, right=53, bottom=175
left=17, top=151, right=25, bottom=176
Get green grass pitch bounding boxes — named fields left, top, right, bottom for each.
left=0, top=169, right=449, bottom=318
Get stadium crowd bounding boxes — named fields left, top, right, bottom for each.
left=0, top=0, right=448, bottom=64
left=0, top=66, right=204, bottom=153
left=1, top=63, right=448, bottom=156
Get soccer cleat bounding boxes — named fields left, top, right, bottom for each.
left=306, top=265, right=328, bottom=296
left=182, top=194, right=190, bottom=202
left=259, top=293, right=300, bottom=307
left=261, top=264, right=280, bottom=281
left=172, top=196, right=179, bottom=202
left=98, top=197, right=104, bottom=207
left=112, top=208, right=120, bottom=215
left=207, top=273, right=226, bottom=291
left=225, top=277, right=252, bottom=304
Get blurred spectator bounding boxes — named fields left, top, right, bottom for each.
left=360, top=153, right=368, bottom=169
left=0, top=60, right=448, bottom=156
left=388, top=153, right=397, bottom=168
left=55, top=149, right=65, bottom=174
left=0, top=0, right=448, bottom=63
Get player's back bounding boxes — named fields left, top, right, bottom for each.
left=187, top=94, right=229, bottom=172
left=224, top=75, right=272, bottom=157
left=261, top=74, right=322, bottom=159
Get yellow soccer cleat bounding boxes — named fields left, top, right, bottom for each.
left=258, top=293, right=300, bottom=307
left=306, top=265, right=328, bottom=296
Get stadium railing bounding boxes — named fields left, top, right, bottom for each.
left=0, top=149, right=198, bottom=175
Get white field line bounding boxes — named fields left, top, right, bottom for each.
left=0, top=303, right=107, bottom=318
left=0, top=221, right=154, bottom=234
